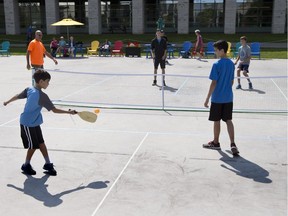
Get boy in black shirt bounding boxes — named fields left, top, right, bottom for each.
left=151, top=30, right=167, bottom=86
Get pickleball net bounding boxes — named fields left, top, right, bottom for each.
left=47, top=69, right=287, bottom=113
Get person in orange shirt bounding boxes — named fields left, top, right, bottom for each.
left=26, top=30, right=58, bottom=85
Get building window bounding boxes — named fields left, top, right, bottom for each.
left=189, top=0, right=224, bottom=32
left=59, top=0, right=87, bottom=34
left=101, top=0, right=132, bottom=33
left=0, top=0, right=5, bottom=33
left=236, top=0, right=273, bottom=32
left=19, top=1, right=45, bottom=31
left=145, top=0, right=178, bottom=33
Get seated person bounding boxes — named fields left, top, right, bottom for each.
left=50, top=37, right=58, bottom=57
left=68, top=36, right=76, bottom=57
left=56, top=36, right=67, bottom=57
left=99, top=39, right=111, bottom=56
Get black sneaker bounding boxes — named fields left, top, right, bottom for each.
left=248, top=82, right=253, bottom=90
left=163, top=81, right=166, bottom=87
left=203, top=141, right=221, bottom=150
left=236, top=84, right=242, bottom=89
left=21, top=164, right=36, bottom=175
left=231, top=143, right=239, bottom=155
left=152, top=80, right=157, bottom=86
left=43, top=163, right=57, bottom=176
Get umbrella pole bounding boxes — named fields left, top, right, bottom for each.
left=67, top=26, right=69, bottom=40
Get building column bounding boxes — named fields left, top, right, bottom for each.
left=88, top=0, right=101, bottom=34
left=45, top=0, right=60, bottom=35
left=4, top=0, right=20, bottom=35
left=177, top=0, right=189, bottom=34
left=272, top=0, right=286, bottom=34
left=132, top=0, right=145, bottom=34
left=224, top=0, right=236, bottom=34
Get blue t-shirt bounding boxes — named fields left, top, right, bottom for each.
left=18, top=87, right=55, bottom=127
left=209, top=58, right=235, bottom=103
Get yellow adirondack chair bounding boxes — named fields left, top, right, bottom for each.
left=87, top=40, right=100, bottom=56
left=227, top=42, right=232, bottom=58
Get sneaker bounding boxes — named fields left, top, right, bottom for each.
left=21, top=164, right=36, bottom=175
left=203, top=141, right=221, bottom=150
left=248, top=82, right=253, bottom=90
left=231, top=143, right=239, bottom=155
left=163, top=81, right=166, bottom=87
left=43, top=163, right=57, bottom=176
left=236, top=84, right=242, bottom=89
left=152, top=80, right=157, bottom=86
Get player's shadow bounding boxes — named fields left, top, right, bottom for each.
left=241, top=88, right=266, bottom=94
left=218, top=150, right=272, bottom=184
left=7, top=174, right=109, bottom=207
left=196, top=58, right=208, bottom=62
left=159, top=85, right=178, bottom=92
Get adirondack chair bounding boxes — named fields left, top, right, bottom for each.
left=111, top=40, right=124, bottom=56
left=179, top=41, right=192, bottom=58
left=0, top=41, right=11, bottom=56
left=87, top=40, right=100, bottom=56
left=250, top=42, right=261, bottom=59
left=205, top=42, right=215, bottom=58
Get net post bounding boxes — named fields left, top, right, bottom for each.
left=161, top=73, right=165, bottom=110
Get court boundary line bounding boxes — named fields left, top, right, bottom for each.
left=90, top=132, right=150, bottom=216
left=270, top=78, right=288, bottom=102
left=1, top=125, right=287, bottom=141
left=0, top=117, right=18, bottom=127
left=174, top=77, right=189, bottom=95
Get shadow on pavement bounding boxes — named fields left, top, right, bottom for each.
left=218, top=150, right=272, bottom=184
left=7, top=174, right=110, bottom=207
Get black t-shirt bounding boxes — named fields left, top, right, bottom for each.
left=151, top=38, right=167, bottom=59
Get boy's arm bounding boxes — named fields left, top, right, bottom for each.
left=51, top=107, right=77, bottom=115
left=3, top=94, right=20, bottom=106
left=26, top=51, right=31, bottom=70
left=234, top=55, right=240, bottom=65
left=204, top=80, right=217, bottom=108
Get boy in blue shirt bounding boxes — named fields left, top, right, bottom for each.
left=203, top=40, right=239, bottom=155
left=3, top=70, right=77, bottom=175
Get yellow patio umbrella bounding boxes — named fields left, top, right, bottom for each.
left=51, top=18, right=84, bottom=39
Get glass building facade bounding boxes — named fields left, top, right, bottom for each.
left=0, top=0, right=286, bottom=34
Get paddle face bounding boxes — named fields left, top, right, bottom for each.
left=77, top=111, right=97, bottom=123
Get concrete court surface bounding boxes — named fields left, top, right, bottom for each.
left=0, top=56, right=287, bottom=216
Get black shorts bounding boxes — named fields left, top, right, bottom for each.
left=237, top=63, right=249, bottom=73
left=154, top=58, right=166, bottom=69
left=20, top=125, right=44, bottom=149
left=209, top=102, right=233, bottom=122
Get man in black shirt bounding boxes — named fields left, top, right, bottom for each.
left=151, top=30, right=167, bottom=86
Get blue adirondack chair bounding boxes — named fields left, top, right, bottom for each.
left=144, top=44, right=152, bottom=58
left=205, top=41, right=215, bottom=58
left=250, top=42, right=261, bottom=59
left=0, top=41, right=10, bottom=56
left=179, top=41, right=192, bottom=58
left=167, top=43, right=175, bottom=59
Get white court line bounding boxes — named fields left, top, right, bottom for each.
left=174, top=78, right=189, bottom=95
left=0, top=117, right=18, bottom=127
left=90, top=132, right=150, bottom=216
left=1, top=125, right=287, bottom=141
left=271, top=78, right=288, bottom=102
left=59, top=76, right=115, bottom=100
